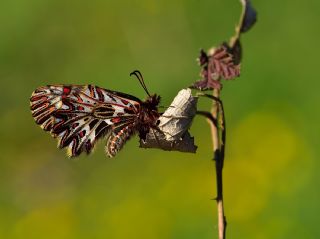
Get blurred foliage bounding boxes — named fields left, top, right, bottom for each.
left=0, top=0, right=319, bottom=238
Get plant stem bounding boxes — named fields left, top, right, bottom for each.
left=208, top=88, right=227, bottom=239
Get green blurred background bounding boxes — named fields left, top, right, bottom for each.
left=0, top=0, right=319, bottom=238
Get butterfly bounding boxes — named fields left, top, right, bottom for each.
left=30, top=70, right=161, bottom=158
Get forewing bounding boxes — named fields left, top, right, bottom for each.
left=30, top=85, right=140, bottom=157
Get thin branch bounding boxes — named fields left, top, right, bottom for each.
left=196, top=110, right=217, bottom=126
left=208, top=89, right=227, bottom=239
left=196, top=92, right=227, bottom=238
left=199, top=94, right=226, bottom=166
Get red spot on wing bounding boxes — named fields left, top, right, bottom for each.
left=79, top=130, right=85, bottom=138
left=76, top=95, right=83, bottom=103
left=111, top=117, right=121, bottom=123
left=63, top=87, right=71, bottom=95
left=77, top=106, right=85, bottom=111
left=72, top=123, right=79, bottom=129
left=121, top=99, right=129, bottom=105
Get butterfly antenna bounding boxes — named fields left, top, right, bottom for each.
left=130, top=70, right=151, bottom=97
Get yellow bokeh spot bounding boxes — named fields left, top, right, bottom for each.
left=224, top=111, right=313, bottom=221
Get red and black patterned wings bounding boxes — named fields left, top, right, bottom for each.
left=30, top=85, right=141, bottom=157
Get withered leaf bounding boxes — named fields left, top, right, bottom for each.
left=140, top=131, right=197, bottom=153
left=140, top=88, right=198, bottom=153
left=159, top=88, right=198, bottom=141
left=191, top=46, right=240, bottom=90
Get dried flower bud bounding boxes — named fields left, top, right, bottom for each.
left=240, top=0, right=257, bottom=33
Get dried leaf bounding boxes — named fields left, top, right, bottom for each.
left=191, top=0, right=257, bottom=91
left=159, top=88, right=198, bottom=141
left=209, top=46, right=240, bottom=80
left=191, top=46, right=240, bottom=90
left=140, top=88, right=198, bottom=153
left=140, top=131, right=197, bottom=153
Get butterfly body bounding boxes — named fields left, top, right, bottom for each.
left=30, top=84, right=160, bottom=158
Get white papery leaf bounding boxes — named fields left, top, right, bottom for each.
left=140, top=88, right=198, bottom=153
left=159, top=88, right=198, bottom=141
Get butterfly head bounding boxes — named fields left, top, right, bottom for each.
left=144, top=94, right=161, bottom=111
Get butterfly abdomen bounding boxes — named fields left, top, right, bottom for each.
left=106, top=125, right=135, bottom=158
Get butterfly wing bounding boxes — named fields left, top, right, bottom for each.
left=30, top=85, right=141, bottom=157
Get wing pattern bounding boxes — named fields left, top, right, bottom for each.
left=30, top=85, right=141, bottom=157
